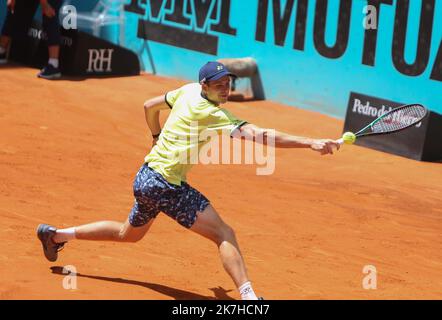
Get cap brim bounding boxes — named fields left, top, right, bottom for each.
left=207, top=70, right=237, bottom=81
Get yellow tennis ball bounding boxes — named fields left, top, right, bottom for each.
left=342, top=131, right=356, bottom=144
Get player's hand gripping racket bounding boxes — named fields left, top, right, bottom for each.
left=338, top=103, right=428, bottom=145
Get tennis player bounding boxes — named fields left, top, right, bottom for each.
left=37, top=61, right=340, bottom=300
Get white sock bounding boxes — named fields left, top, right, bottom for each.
left=0, top=47, right=6, bottom=54
left=238, top=281, right=258, bottom=300
left=48, top=58, right=59, bottom=68
left=54, top=227, right=76, bottom=243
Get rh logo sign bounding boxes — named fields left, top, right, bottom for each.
left=87, top=49, right=114, bottom=73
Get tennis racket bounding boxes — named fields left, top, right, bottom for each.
left=338, top=103, right=428, bottom=145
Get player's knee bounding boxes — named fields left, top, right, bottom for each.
left=218, top=223, right=236, bottom=243
left=118, top=227, right=145, bottom=243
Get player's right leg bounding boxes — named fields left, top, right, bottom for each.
left=36, top=219, right=153, bottom=262
left=37, top=163, right=161, bottom=261
left=64, top=218, right=154, bottom=243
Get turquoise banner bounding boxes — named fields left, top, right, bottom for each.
left=121, top=0, right=442, bottom=118
left=1, top=0, right=441, bottom=118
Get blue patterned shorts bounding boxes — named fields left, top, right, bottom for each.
left=129, top=164, right=210, bottom=228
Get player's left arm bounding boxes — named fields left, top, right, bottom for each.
left=235, top=123, right=340, bottom=155
left=143, top=95, right=170, bottom=145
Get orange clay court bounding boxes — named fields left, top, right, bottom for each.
left=0, top=66, right=441, bottom=300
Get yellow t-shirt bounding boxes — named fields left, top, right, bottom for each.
left=145, top=83, right=247, bottom=185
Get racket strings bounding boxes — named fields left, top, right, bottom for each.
left=371, top=105, right=426, bottom=133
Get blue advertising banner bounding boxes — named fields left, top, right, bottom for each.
left=121, top=0, right=442, bottom=118
left=1, top=0, right=441, bottom=118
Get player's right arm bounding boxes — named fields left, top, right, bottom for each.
left=143, top=95, right=170, bottom=145
left=236, top=123, right=340, bottom=155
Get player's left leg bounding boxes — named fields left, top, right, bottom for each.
left=190, top=205, right=248, bottom=285
left=159, top=178, right=261, bottom=300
